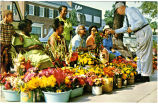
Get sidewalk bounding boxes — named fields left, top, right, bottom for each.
left=0, top=71, right=157, bottom=103
left=70, top=70, right=157, bottom=103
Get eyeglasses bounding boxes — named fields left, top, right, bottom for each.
left=91, top=30, right=97, bottom=32
left=79, top=28, right=86, bottom=30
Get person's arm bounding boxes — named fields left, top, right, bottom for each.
left=114, top=17, right=128, bottom=34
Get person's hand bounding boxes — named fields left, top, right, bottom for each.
left=127, top=27, right=132, bottom=33
left=111, top=48, right=115, bottom=53
left=109, top=29, right=115, bottom=34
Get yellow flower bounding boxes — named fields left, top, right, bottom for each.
left=126, top=70, right=130, bottom=74
left=56, top=89, right=62, bottom=93
left=122, top=74, right=127, bottom=80
left=65, top=77, right=70, bottom=85
left=130, top=72, right=134, bottom=77
left=88, top=60, right=94, bottom=65
left=48, top=75, right=56, bottom=87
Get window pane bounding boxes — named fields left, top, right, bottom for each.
left=29, top=5, right=34, bottom=15
left=39, top=7, right=44, bottom=17
left=49, top=9, right=53, bottom=18
left=31, top=26, right=41, bottom=38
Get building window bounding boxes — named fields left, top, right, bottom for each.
left=94, top=16, right=100, bottom=24
left=31, top=23, right=44, bottom=38
left=85, top=14, right=92, bottom=22
left=7, top=5, right=12, bottom=10
left=66, top=12, right=69, bottom=18
left=49, top=9, right=53, bottom=18
left=39, top=7, right=44, bottom=17
left=29, top=4, right=34, bottom=15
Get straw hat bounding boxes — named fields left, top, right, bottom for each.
left=103, top=25, right=110, bottom=31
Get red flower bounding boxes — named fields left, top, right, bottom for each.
left=4, top=81, right=11, bottom=90
left=70, top=52, right=78, bottom=62
left=24, top=60, right=32, bottom=71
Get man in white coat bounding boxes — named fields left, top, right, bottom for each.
left=110, top=2, right=153, bottom=82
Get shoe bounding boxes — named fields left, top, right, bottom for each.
left=141, top=76, right=150, bottom=82
left=135, top=74, right=141, bottom=82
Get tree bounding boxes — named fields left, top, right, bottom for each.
left=113, top=1, right=126, bottom=42
left=104, top=4, right=115, bottom=28
left=69, top=9, right=78, bottom=26
left=139, top=1, right=157, bottom=18
left=139, top=2, right=157, bottom=35
left=150, top=22, right=157, bottom=35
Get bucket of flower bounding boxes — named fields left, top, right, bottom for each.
left=38, top=68, right=71, bottom=102
left=2, top=73, right=22, bottom=102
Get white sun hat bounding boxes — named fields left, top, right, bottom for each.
left=115, top=2, right=125, bottom=11
left=103, top=25, right=110, bottom=31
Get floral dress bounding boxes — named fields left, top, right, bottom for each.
left=12, top=32, right=53, bottom=70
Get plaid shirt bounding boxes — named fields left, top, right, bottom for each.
left=0, top=20, right=15, bottom=46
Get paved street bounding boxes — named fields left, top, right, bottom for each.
left=0, top=71, right=157, bottom=103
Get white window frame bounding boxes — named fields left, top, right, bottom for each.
left=39, top=6, right=44, bottom=17
left=32, top=23, right=44, bottom=38
left=94, top=16, right=100, bottom=24
left=29, top=4, right=34, bottom=15
left=49, top=8, right=53, bottom=18
left=85, top=14, right=92, bottom=22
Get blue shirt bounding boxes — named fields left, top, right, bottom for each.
left=69, top=34, right=86, bottom=52
left=103, top=36, right=113, bottom=51
left=115, top=7, right=148, bottom=34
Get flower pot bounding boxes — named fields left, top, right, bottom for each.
left=70, top=87, right=83, bottom=98
left=128, top=76, right=135, bottom=85
left=116, top=78, right=122, bottom=88
left=84, top=85, right=92, bottom=92
left=2, top=90, right=20, bottom=102
left=20, top=91, right=33, bottom=102
left=123, top=79, right=127, bottom=86
left=43, top=90, right=71, bottom=102
left=92, top=86, right=102, bottom=95
left=102, top=78, right=113, bottom=93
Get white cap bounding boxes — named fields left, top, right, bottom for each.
left=115, top=2, right=125, bottom=10
left=103, top=25, right=110, bottom=31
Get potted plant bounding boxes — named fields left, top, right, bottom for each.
left=2, top=74, right=22, bottom=102
left=91, top=78, right=103, bottom=95
left=38, top=68, right=71, bottom=102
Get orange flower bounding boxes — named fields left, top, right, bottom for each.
left=122, top=74, right=127, bottom=80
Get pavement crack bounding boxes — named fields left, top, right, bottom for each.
left=136, top=88, right=157, bottom=103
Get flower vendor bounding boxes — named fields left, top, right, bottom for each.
left=48, top=18, right=67, bottom=60
left=102, top=25, right=121, bottom=57
left=69, top=25, right=88, bottom=52
left=0, top=10, right=16, bottom=73
left=86, top=25, right=97, bottom=50
left=12, top=19, right=53, bottom=70
left=57, top=5, right=73, bottom=49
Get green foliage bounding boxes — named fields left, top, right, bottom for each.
left=104, top=4, right=115, bottom=28
left=150, top=22, right=157, bottom=35
left=69, top=9, right=78, bottom=26
left=139, top=1, right=157, bottom=18
left=153, top=40, right=157, bottom=49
